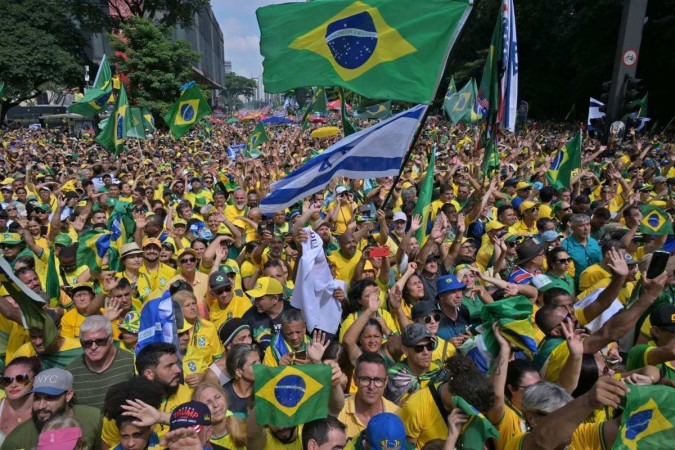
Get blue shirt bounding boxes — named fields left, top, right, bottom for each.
left=561, top=234, right=602, bottom=286
left=436, top=303, right=471, bottom=340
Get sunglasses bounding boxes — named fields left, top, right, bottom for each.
left=423, top=313, right=441, bottom=324
left=80, top=336, right=111, bottom=349
left=556, top=258, right=572, bottom=264
left=0, top=373, right=31, bottom=387
left=180, top=257, right=197, bottom=264
left=507, top=241, right=518, bottom=248
left=412, top=342, right=435, bottom=353
left=214, top=285, right=233, bottom=295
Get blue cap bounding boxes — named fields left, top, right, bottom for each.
left=365, top=413, right=410, bottom=450
left=436, top=274, right=465, bottom=295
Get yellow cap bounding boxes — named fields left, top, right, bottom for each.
left=246, top=277, right=284, bottom=298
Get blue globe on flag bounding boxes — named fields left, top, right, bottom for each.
left=325, top=11, right=378, bottom=70
left=274, top=374, right=306, bottom=408
left=180, top=104, right=195, bottom=122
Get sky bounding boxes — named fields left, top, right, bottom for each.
left=212, top=0, right=302, bottom=79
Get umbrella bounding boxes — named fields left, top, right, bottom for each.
left=326, top=100, right=350, bottom=111
left=309, top=116, right=327, bottom=124
left=261, top=116, right=294, bottom=125
left=311, top=126, right=341, bottom=138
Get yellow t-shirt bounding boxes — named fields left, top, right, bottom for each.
left=495, top=404, right=527, bottom=450
left=102, top=383, right=194, bottom=446
left=504, top=422, right=604, bottom=450
left=328, top=250, right=363, bottom=284
left=207, top=291, right=252, bottom=331
left=140, top=263, right=177, bottom=294
left=0, top=315, right=29, bottom=364
left=432, top=336, right=457, bottom=364
left=339, top=309, right=399, bottom=343
left=183, top=319, right=224, bottom=376
left=337, top=395, right=400, bottom=440
left=539, top=203, right=553, bottom=219
left=400, top=385, right=448, bottom=448
left=329, top=201, right=355, bottom=236
left=60, top=308, right=87, bottom=339
left=10, top=336, right=82, bottom=363
left=262, top=426, right=303, bottom=450
left=540, top=339, right=569, bottom=383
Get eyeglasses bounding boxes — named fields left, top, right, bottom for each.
left=556, top=258, right=572, bottom=264
left=213, top=285, right=233, bottom=295
left=507, top=242, right=518, bottom=248
left=227, top=272, right=236, bottom=278
left=412, top=342, right=435, bottom=353
left=528, top=207, right=539, bottom=212
left=80, top=336, right=111, bottom=349
left=0, top=374, right=31, bottom=387
left=356, top=376, right=386, bottom=388
left=180, top=257, right=196, bottom=264
left=423, top=313, right=441, bottom=324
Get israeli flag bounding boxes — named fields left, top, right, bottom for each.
left=587, top=97, right=606, bottom=126
left=227, top=144, right=246, bottom=159
left=500, top=0, right=519, bottom=132
left=136, top=289, right=178, bottom=356
left=260, top=104, right=428, bottom=213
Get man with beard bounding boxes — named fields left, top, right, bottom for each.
left=140, top=237, right=176, bottom=294
left=224, top=188, right=248, bottom=222
left=101, top=343, right=193, bottom=447
left=1, top=368, right=102, bottom=450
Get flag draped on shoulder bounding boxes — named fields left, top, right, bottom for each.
left=413, top=149, right=435, bottom=242
left=245, top=122, right=268, bottom=159
left=257, top=0, right=473, bottom=104
left=452, top=396, right=500, bottom=450
left=136, top=289, right=178, bottom=356
left=640, top=205, right=673, bottom=236
left=253, top=364, right=332, bottom=427
left=546, top=130, right=582, bottom=190
left=260, top=104, right=428, bottom=213
left=96, top=83, right=131, bottom=155
left=164, top=81, right=212, bottom=139
left=613, top=385, right=675, bottom=450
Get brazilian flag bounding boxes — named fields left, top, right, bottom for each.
left=640, top=205, right=673, bottom=236
left=257, top=0, right=473, bottom=104
left=339, top=87, right=357, bottom=136
left=164, top=81, right=213, bottom=139
left=96, top=83, right=131, bottom=155
left=452, top=396, right=499, bottom=450
left=480, top=295, right=538, bottom=359
left=546, top=130, right=582, bottom=189
left=142, top=107, right=156, bottom=133
left=127, top=107, right=147, bottom=139
left=353, top=101, right=391, bottom=120
left=68, top=88, right=112, bottom=118
left=76, top=229, right=120, bottom=273
left=300, top=87, right=328, bottom=129
left=253, top=364, right=331, bottom=427
left=46, top=245, right=60, bottom=308
left=245, top=122, right=268, bottom=159
left=445, top=78, right=480, bottom=125
left=613, top=385, right=675, bottom=450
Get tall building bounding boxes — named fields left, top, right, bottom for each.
left=224, top=61, right=233, bottom=75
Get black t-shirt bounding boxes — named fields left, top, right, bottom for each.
left=223, top=379, right=251, bottom=419
left=242, top=301, right=297, bottom=351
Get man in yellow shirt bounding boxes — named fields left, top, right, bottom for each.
left=513, top=201, right=539, bottom=235
left=327, top=232, right=362, bottom=284
left=206, top=270, right=252, bottom=330
left=140, top=237, right=176, bottom=294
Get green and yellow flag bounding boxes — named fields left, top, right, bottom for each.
left=93, top=54, right=113, bottom=91
left=445, top=78, right=481, bottom=125
left=640, top=205, right=673, bottom=236
left=339, top=87, right=357, bottom=136
left=452, top=396, right=499, bottom=450
left=257, top=0, right=473, bottom=104
left=413, top=148, right=435, bottom=242
left=353, top=100, right=391, bottom=120
left=546, top=130, right=582, bottom=190
left=613, top=385, right=675, bottom=450
left=142, top=107, right=156, bottom=133
left=164, top=81, right=213, bottom=139
left=127, top=107, right=147, bottom=140
left=69, top=88, right=112, bottom=118
left=253, top=364, right=331, bottom=427
left=96, top=83, right=131, bottom=155
left=300, top=87, right=327, bottom=129
left=46, top=245, right=60, bottom=307
left=245, top=122, right=268, bottom=159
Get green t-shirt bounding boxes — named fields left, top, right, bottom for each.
left=626, top=343, right=675, bottom=380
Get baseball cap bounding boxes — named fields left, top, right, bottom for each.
left=71, top=283, right=94, bottom=295
left=654, top=176, right=667, bottom=184
left=336, top=185, right=350, bottom=195
left=365, top=413, right=411, bottom=450
left=142, top=237, right=162, bottom=248
left=531, top=274, right=573, bottom=295
left=173, top=218, right=187, bottom=227
left=519, top=201, right=540, bottom=214
left=624, top=254, right=639, bottom=266
left=436, top=274, right=465, bottom=295
left=32, top=368, right=73, bottom=395
left=175, top=248, right=197, bottom=260
left=218, top=318, right=251, bottom=347
left=650, top=304, right=675, bottom=332
left=209, top=270, right=232, bottom=291
left=401, top=323, right=436, bottom=347
left=411, top=301, right=441, bottom=321
left=486, top=221, right=507, bottom=233
left=54, top=233, right=73, bottom=247
left=540, top=230, right=562, bottom=243
left=169, top=401, right=212, bottom=431
left=37, top=427, right=83, bottom=450
left=0, top=232, right=22, bottom=245
left=516, top=181, right=532, bottom=190
left=246, top=276, right=284, bottom=298
left=393, top=211, right=407, bottom=223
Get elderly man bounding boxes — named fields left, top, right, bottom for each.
left=338, top=352, right=399, bottom=440
left=1, top=368, right=102, bottom=450
left=561, top=214, right=602, bottom=287
left=262, top=309, right=312, bottom=367
left=65, top=315, right=135, bottom=409
left=167, top=248, right=210, bottom=318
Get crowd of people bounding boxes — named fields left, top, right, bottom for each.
left=0, top=114, right=673, bottom=450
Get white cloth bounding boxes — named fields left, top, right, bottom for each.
left=291, top=227, right=342, bottom=334
left=574, top=288, right=624, bottom=333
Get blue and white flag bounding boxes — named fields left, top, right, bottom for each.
left=136, top=289, right=178, bottom=356
left=499, top=0, right=518, bottom=132
left=260, top=104, right=428, bottom=213
left=587, top=97, right=606, bottom=127
left=227, top=144, right=246, bottom=159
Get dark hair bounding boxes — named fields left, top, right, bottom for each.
left=600, top=239, right=625, bottom=256
left=102, top=377, right=164, bottom=427
left=263, top=259, right=283, bottom=271
left=534, top=304, right=562, bottom=335
left=497, top=204, right=515, bottom=219
left=536, top=218, right=554, bottom=233
left=546, top=246, right=567, bottom=267
left=402, top=273, right=424, bottom=305
left=14, top=266, right=38, bottom=280
left=301, top=416, right=345, bottom=450
left=14, top=254, right=36, bottom=270
left=191, top=238, right=208, bottom=249
left=571, top=354, right=601, bottom=398
left=59, top=244, right=77, bottom=261
left=6, top=356, right=41, bottom=376
left=111, top=277, right=132, bottom=292
left=347, top=279, right=378, bottom=314
left=354, top=351, right=387, bottom=376
left=135, top=343, right=177, bottom=375
left=593, top=207, right=611, bottom=221
left=444, top=355, right=495, bottom=413
left=542, top=287, right=572, bottom=306
left=226, top=343, right=259, bottom=379
left=539, top=186, right=556, bottom=203
left=505, top=360, right=539, bottom=400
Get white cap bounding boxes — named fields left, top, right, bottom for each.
left=531, top=274, right=553, bottom=290
left=393, top=211, right=407, bottom=222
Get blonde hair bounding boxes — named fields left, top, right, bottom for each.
left=172, top=290, right=201, bottom=319
left=192, top=382, right=246, bottom=448
left=41, top=416, right=89, bottom=450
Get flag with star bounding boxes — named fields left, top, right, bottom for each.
left=96, top=83, right=131, bottom=155
left=245, top=122, right=268, bottom=159
left=142, top=107, right=156, bottom=133
left=164, top=81, right=213, bottom=139
left=546, top=130, right=582, bottom=190
left=445, top=78, right=481, bottom=125
left=257, top=0, right=473, bottom=104
left=253, top=364, right=331, bottom=427
left=613, top=385, right=675, bottom=450
left=639, top=205, right=673, bottom=236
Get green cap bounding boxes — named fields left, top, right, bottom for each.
left=54, top=234, right=73, bottom=247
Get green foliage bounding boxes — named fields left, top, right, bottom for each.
left=110, top=17, right=200, bottom=123
left=221, top=73, right=257, bottom=111
left=0, top=0, right=85, bottom=119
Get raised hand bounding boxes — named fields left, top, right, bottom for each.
left=307, top=330, right=330, bottom=362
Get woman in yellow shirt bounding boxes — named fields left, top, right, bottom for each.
left=192, top=383, right=246, bottom=450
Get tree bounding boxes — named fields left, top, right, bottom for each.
left=61, top=0, right=211, bottom=30
left=110, top=17, right=200, bottom=122
left=0, top=0, right=86, bottom=123
left=221, top=73, right=258, bottom=111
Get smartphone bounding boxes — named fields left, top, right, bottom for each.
left=357, top=205, right=372, bottom=219
left=647, top=250, right=670, bottom=279
left=294, top=350, right=307, bottom=361
left=370, top=246, right=390, bottom=258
